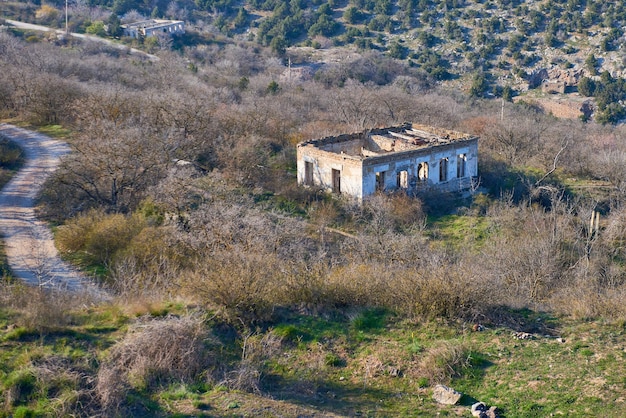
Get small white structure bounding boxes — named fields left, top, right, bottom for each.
left=297, top=123, right=478, bottom=200
left=122, top=19, right=185, bottom=38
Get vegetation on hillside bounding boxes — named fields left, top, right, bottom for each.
left=2, top=22, right=626, bottom=416
left=5, top=0, right=626, bottom=105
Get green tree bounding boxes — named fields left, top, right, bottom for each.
left=577, top=77, right=595, bottom=97
left=469, top=72, right=488, bottom=98
left=502, top=85, right=513, bottom=102
left=387, top=41, right=407, bottom=59
left=233, top=7, right=248, bottom=29
left=585, top=53, right=598, bottom=75
left=238, top=77, right=249, bottom=90
left=596, top=102, right=626, bottom=125
left=343, top=6, right=360, bottom=24
left=86, top=21, right=107, bottom=37
left=270, top=36, right=287, bottom=56
left=308, top=15, right=339, bottom=37
left=417, top=30, right=435, bottom=47
left=107, top=14, right=123, bottom=38
left=266, top=80, right=280, bottom=94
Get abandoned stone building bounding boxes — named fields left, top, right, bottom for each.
left=297, top=123, right=478, bottom=200
left=122, top=20, right=185, bottom=38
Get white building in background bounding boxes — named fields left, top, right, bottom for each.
left=297, top=123, right=479, bottom=201
left=122, top=19, right=184, bottom=38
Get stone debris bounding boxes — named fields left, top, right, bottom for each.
left=432, top=384, right=462, bottom=405
left=471, top=402, right=487, bottom=417
left=512, top=331, right=534, bottom=340
left=471, top=401, right=500, bottom=418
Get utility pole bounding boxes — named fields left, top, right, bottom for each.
left=65, top=0, right=69, bottom=34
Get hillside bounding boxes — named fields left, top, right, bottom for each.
left=3, top=8, right=626, bottom=417
left=4, top=0, right=626, bottom=97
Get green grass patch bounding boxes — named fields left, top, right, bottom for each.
left=430, top=214, right=492, bottom=249
left=1, top=298, right=626, bottom=417
left=351, top=308, right=389, bottom=333
left=35, top=125, right=70, bottom=138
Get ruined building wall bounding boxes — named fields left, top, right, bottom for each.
left=297, top=126, right=478, bottom=200
left=361, top=139, right=478, bottom=194
left=297, top=145, right=365, bottom=199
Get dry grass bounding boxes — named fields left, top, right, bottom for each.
left=96, top=313, right=210, bottom=413
left=221, top=331, right=285, bottom=394
left=417, top=340, right=473, bottom=385
left=0, top=282, right=95, bottom=333
left=549, top=283, right=626, bottom=321
left=55, top=210, right=147, bottom=267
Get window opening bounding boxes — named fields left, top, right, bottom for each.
left=440, top=158, right=449, bottom=182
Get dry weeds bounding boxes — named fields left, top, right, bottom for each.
left=96, top=313, right=210, bottom=412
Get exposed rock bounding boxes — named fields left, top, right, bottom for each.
left=547, top=67, right=584, bottom=86
left=471, top=401, right=487, bottom=416
left=387, top=366, right=402, bottom=377
left=432, top=384, right=462, bottom=405
left=512, top=331, right=534, bottom=340
left=471, top=401, right=500, bottom=418
left=530, top=67, right=585, bottom=91
left=486, top=406, right=500, bottom=418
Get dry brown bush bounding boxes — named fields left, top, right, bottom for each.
left=417, top=340, right=473, bottom=384
left=221, top=331, right=285, bottom=394
left=96, top=314, right=210, bottom=412
left=185, top=251, right=282, bottom=323
left=548, top=282, right=626, bottom=321
left=110, top=226, right=188, bottom=298
left=56, top=210, right=147, bottom=267
left=361, top=193, right=426, bottom=235
left=0, top=283, right=88, bottom=333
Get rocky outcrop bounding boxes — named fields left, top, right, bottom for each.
left=529, top=67, right=585, bottom=90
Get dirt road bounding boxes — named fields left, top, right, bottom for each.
left=0, top=124, right=106, bottom=296
left=4, top=19, right=158, bottom=61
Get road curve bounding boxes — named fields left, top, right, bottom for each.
left=0, top=124, right=107, bottom=297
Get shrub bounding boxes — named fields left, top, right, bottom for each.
left=96, top=314, right=210, bottom=412
left=418, top=341, right=472, bottom=384
left=186, top=251, right=281, bottom=324
left=0, top=284, right=82, bottom=333
left=56, top=210, right=147, bottom=268
left=221, top=331, right=283, bottom=393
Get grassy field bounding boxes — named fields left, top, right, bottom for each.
left=1, top=294, right=625, bottom=417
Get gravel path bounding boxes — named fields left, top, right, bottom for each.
left=0, top=124, right=107, bottom=297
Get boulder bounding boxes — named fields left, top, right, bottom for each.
left=432, top=384, right=462, bottom=405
